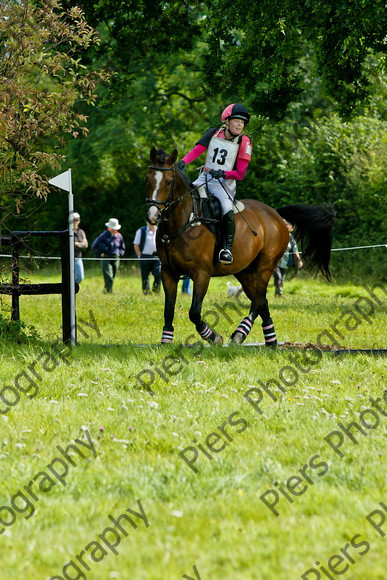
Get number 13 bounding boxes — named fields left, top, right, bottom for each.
left=212, top=148, right=228, bottom=165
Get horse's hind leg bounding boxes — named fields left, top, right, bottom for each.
left=189, top=272, right=223, bottom=345
left=256, top=297, right=277, bottom=347
left=231, top=264, right=277, bottom=347
left=161, top=269, right=178, bottom=343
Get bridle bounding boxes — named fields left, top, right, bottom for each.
left=145, top=162, right=220, bottom=275
left=146, top=165, right=191, bottom=221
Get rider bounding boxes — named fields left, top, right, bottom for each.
left=176, top=103, right=252, bottom=264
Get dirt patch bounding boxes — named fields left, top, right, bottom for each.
left=278, top=342, right=386, bottom=355
left=279, top=341, right=344, bottom=351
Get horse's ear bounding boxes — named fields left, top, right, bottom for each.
left=169, top=149, right=178, bottom=165
left=150, top=147, right=157, bottom=162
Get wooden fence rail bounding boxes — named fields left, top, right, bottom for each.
left=0, top=231, right=79, bottom=342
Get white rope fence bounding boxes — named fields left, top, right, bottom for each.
left=330, top=244, right=386, bottom=252
left=0, top=243, right=386, bottom=261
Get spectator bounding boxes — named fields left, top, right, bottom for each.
left=181, top=276, right=192, bottom=295
left=73, top=212, right=88, bottom=284
left=273, top=220, right=303, bottom=296
left=133, top=219, right=161, bottom=295
left=92, top=218, right=125, bottom=293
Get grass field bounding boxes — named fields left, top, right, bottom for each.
left=0, top=264, right=386, bottom=580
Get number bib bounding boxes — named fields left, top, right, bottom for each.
left=205, top=132, right=239, bottom=172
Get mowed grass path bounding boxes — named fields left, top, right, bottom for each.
left=0, top=265, right=386, bottom=580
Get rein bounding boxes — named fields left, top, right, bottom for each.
left=146, top=164, right=219, bottom=275
left=146, top=165, right=210, bottom=227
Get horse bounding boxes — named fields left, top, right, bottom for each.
left=146, top=147, right=335, bottom=346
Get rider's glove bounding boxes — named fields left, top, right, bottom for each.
left=176, top=160, right=186, bottom=171
left=210, top=169, right=226, bottom=179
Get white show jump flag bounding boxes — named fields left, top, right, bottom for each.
left=49, top=169, right=76, bottom=345
left=48, top=170, right=71, bottom=192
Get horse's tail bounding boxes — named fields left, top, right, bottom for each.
left=276, top=204, right=336, bottom=281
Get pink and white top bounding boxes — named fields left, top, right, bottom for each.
left=181, top=127, right=252, bottom=181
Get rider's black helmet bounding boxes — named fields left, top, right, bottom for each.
left=221, top=103, right=250, bottom=125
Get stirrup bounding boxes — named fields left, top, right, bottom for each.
left=219, top=249, right=233, bottom=264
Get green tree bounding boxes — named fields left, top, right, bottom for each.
left=0, top=0, right=107, bottom=229
left=67, top=0, right=386, bottom=118
left=25, top=0, right=385, bottom=275
left=202, top=0, right=386, bottom=118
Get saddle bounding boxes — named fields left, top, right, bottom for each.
left=189, top=184, right=245, bottom=253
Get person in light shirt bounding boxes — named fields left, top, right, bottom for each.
left=133, top=219, right=161, bottom=295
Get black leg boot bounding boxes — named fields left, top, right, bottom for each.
left=219, top=210, right=235, bottom=264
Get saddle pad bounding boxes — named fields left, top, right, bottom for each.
left=233, top=200, right=245, bottom=213
left=197, top=186, right=245, bottom=213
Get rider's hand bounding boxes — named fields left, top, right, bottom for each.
left=210, top=169, right=226, bottom=179
left=176, top=160, right=186, bottom=171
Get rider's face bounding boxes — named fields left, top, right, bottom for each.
left=228, top=118, right=245, bottom=135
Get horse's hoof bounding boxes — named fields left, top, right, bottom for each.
left=265, top=340, right=278, bottom=348
left=213, top=334, right=223, bottom=346
left=231, top=331, right=245, bottom=344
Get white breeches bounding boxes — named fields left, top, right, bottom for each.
left=193, top=172, right=236, bottom=215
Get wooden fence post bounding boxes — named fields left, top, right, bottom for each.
left=60, top=231, right=73, bottom=343
left=10, top=237, right=21, bottom=321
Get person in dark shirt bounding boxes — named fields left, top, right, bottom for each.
left=92, top=218, right=125, bottom=293
left=273, top=220, right=303, bottom=296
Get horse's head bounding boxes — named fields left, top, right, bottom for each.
left=146, top=147, right=178, bottom=223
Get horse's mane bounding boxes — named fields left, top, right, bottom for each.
left=154, top=147, right=193, bottom=189
left=177, top=166, right=193, bottom=189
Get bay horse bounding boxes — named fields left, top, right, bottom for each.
left=146, top=147, right=335, bottom=346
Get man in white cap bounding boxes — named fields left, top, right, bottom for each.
left=73, top=212, right=88, bottom=284
left=92, top=218, right=125, bottom=293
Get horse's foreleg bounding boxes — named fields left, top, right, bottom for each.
left=189, top=273, right=223, bottom=345
left=231, top=313, right=255, bottom=344
left=161, top=269, right=178, bottom=343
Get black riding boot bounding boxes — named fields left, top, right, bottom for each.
left=219, top=210, right=235, bottom=264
